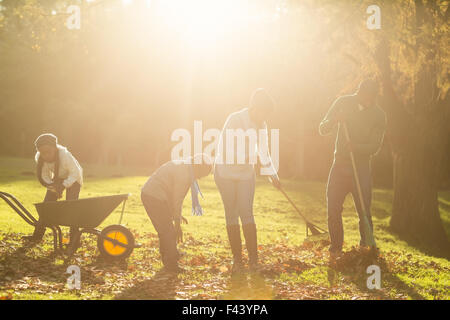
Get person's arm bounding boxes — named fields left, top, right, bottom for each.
left=62, top=152, right=83, bottom=189
left=171, top=165, right=192, bottom=243
left=319, top=97, right=344, bottom=136
left=41, top=162, right=54, bottom=186
left=171, top=165, right=191, bottom=223
left=172, top=196, right=183, bottom=224
left=258, top=123, right=280, bottom=187
left=35, top=153, right=54, bottom=185
left=353, top=114, right=387, bottom=156
left=221, top=114, right=239, bottom=165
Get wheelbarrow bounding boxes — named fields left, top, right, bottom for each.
left=0, top=191, right=139, bottom=260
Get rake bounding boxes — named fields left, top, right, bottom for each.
left=278, top=186, right=328, bottom=237
left=342, top=122, right=376, bottom=248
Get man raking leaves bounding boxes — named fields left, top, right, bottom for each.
left=319, top=79, right=387, bottom=259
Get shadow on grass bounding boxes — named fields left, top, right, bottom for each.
left=328, top=249, right=426, bottom=300
left=83, top=254, right=129, bottom=271
left=0, top=242, right=104, bottom=289
left=114, top=269, right=180, bottom=300
left=221, top=272, right=274, bottom=300
left=332, top=268, right=426, bottom=300
left=381, top=225, right=450, bottom=260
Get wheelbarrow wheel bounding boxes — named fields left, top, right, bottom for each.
left=97, top=224, right=134, bottom=260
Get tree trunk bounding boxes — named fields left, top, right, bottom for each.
left=374, top=35, right=449, bottom=252
left=390, top=126, right=449, bottom=250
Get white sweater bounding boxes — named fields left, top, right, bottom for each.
left=214, top=108, right=278, bottom=180
left=35, top=145, right=83, bottom=188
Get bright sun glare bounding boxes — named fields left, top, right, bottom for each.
left=122, top=0, right=268, bottom=49
left=161, top=0, right=251, bottom=48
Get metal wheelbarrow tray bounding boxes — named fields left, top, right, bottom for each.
left=1, top=192, right=139, bottom=260
left=35, top=194, right=129, bottom=228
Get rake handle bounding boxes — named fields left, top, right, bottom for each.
left=279, top=187, right=309, bottom=222
left=342, top=122, right=376, bottom=247
left=279, top=187, right=326, bottom=234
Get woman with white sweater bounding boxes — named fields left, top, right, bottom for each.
left=24, top=133, right=83, bottom=247
left=214, top=88, right=280, bottom=273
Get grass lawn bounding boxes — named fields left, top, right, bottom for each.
left=0, top=156, right=449, bottom=300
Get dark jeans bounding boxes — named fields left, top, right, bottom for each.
left=141, top=192, right=179, bottom=267
left=326, top=161, right=373, bottom=252
left=32, top=182, right=81, bottom=242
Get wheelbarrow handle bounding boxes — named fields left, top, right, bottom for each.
left=0, top=191, right=37, bottom=226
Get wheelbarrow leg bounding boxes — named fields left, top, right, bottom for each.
left=66, top=229, right=82, bottom=257
left=56, top=226, right=63, bottom=251
left=50, top=227, right=58, bottom=254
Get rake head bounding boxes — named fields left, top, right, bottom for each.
left=306, top=222, right=328, bottom=237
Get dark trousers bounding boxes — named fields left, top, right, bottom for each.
left=141, top=192, right=179, bottom=267
left=32, top=182, right=81, bottom=241
left=326, top=162, right=373, bottom=252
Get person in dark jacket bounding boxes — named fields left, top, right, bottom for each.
left=319, top=79, right=386, bottom=258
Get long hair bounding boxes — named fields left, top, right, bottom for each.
left=36, top=147, right=60, bottom=188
